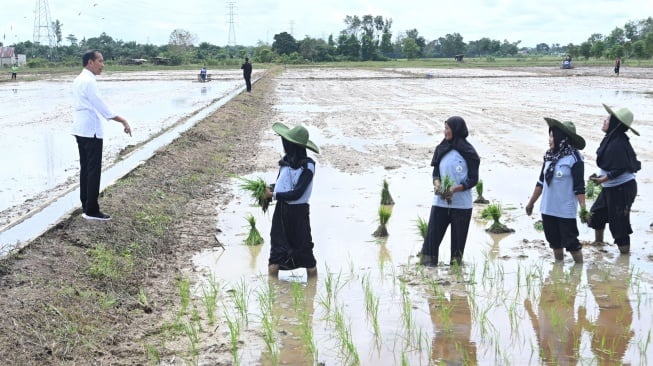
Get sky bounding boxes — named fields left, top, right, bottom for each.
left=2, top=0, right=653, bottom=49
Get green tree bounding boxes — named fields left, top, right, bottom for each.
left=402, top=37, right=420, bottom=59
left=439, top=33, right=466, bottom=57
left=579, top=41, right=592, bottom=59
left=272, top=32, right=298, bottom=55
left=51, top=20, right=63, bottom=46
left=590, top=40, right=606, bottom=58
left=65, top=33, right=77, bottom=46
left=631, top=39, right=647, bottom=58
left=168, top=29, right=196, bottom=50
left=535, top=43, right=550, bottom=53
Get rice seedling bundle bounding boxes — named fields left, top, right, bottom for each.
left=380, top=179, right=394, bottom=206
left=244, top=214, right=264, bottom=246
left=238, top=176, right=271, bottom=213
left=373, top=205, right=392, bottom=237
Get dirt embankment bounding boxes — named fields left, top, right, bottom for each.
left=0, top=68, right=279, bottom=365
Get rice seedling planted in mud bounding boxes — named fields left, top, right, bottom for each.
left=373, top=205, right=392, bottom=237
left=415, top=216, right=428, bottom=240
left=238, top=176, right=272, bottom=213
left=481, top=202, right=515, bottom=233
left=474, top=179, right=489, bottom=204
left=381, top=178, right=395, bottom=206
left=244, top=214, right=264, bottom=246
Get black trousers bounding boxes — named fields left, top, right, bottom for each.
left=589, top=179, right=637, bottom=246
left=269, top=201, right=316, bottom=270
left=244, top=75, right=251, bottom=91
left=75, top=135, right=103, bottom=214
left=422, top=206, right=473, bottom=265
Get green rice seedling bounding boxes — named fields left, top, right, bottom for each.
left=586, top=178, right=603, bottom=200
left=230, top=279, right=251, bottom=326
left=474, top=179, right=489, bottom=204
left=257, top=283, right=279, bottom=363
left=137, top=288, right=152, bottom=313
left=224, top=310, right=242, bottom=365
left=243, top=214, right=264, bottom=246
left=380, top=178, right=395, bottom=206
left=177, top=276, right=191, bottom=317
left=182, top=319, right=201, bottom=358
left=333, top=305, right=360, bottom=365
left=373, top=205, right=392, bottom=237
left=201, top=273, right=220, bottom=326
left=533, top=219, right=544, bottom=231
left=481, top=203, right=515, bottom=233
left=415, top=216, right=428, bottom=240
left=578, top=206, right=592, bottom=226
left=144, top=344, right=160, bottom=365
left=238, top=176, right=271, bottom=213
left=441, top=175, right=454, bottom=204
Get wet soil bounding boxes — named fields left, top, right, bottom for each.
left=0, top=68, right=276, bottom=365
left=1, top=64, right=652, bottom=365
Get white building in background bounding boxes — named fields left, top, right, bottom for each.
left=0, top=47, right=27, bottom=68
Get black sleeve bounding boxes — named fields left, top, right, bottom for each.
left=572, top=158, right=585, bottom=194
left=536, top=161, right=545, bottom=188
left=461, top=157, right=480, bottom=190
left=275, top=168, right=314, bottom=201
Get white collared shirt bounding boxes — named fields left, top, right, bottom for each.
left=71, top=68, right=116, bottom=138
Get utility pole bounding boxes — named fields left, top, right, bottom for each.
left=33, top=0, right=55, bottom=48
left=227, top=2, right=237, bottom=47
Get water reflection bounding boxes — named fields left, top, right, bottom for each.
left=262, top=277, right=319, bottom=365
left=584, top=257, right=634, bottom=365
left=429, top=290, right=477, bottom=364
left=524, top=263, right=583, bottom=365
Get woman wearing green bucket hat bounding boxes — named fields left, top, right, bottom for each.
left=586, top=104, right=641, bottom=254
left=264, top=123, right=319, bottom=278
left=525, top=117, right=586, bottom=263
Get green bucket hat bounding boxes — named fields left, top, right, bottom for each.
left=272, top=122, right=320, bottom=153
left=544, top=117, right=586, bottom=150
left=603, top=103, right=639, bottom=136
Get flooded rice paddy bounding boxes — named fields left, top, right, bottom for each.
left=3, top=66, right=653, bottom=365
left=193, top=67, right=653, bottom=365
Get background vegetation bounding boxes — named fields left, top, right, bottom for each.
left=3, top=14, right=653, bottom=67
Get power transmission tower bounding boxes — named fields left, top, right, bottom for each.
left=226, top=2, right=237, bottom=46
left=33, top=0, right=55, bottom=47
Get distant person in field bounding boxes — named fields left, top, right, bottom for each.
left=11, top=64, right=18, bottom=80
left=200, top=66, right=207, bottom=82
left=72, top=49, right=132, bottom=221
left=614, top=56, right=621, bottom=76
left=241, top=57, right=252, bottom=92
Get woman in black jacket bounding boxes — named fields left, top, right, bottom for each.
left=587, top=104, right=641, bottom=254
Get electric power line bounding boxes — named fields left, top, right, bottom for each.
left=227, top=2, right=237, bottom=46
left=33, top=0, right=55, bottom=47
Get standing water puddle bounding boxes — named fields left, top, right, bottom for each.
left=193, top=164, right=653, bottom=365
left=0, top=72, right=249, bottom=254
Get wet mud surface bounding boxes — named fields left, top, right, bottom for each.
left=1, top=65, right=652, bottom=365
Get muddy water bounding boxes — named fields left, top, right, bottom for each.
left=0, top=70, right=249, bottom=229
left=193, top=68, right=653, bottom=365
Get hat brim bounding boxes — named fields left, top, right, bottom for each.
left=603, top=103, right=639, bottom=136
left=544, top=117, right=586, bottom=150
left=272, top=122, right=320, bottom=153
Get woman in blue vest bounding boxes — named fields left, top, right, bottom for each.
left=264, top=123, right=319, bottom=278
left=525, top=118, right=586, bottom=263
left=420, top=116, right=480, bottom=266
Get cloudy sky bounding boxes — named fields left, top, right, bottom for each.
left=2, top=0, right=652, bottom=48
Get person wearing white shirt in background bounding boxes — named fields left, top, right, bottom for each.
left=72, top=49, right=132, bottom=221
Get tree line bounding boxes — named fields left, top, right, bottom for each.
left=3, top=15, right=653, bottom=68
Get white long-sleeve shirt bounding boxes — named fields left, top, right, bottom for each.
left=71, top=68, right=116, bottom=138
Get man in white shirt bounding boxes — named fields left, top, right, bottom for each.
left=72, top=50, right=132, bottom=221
